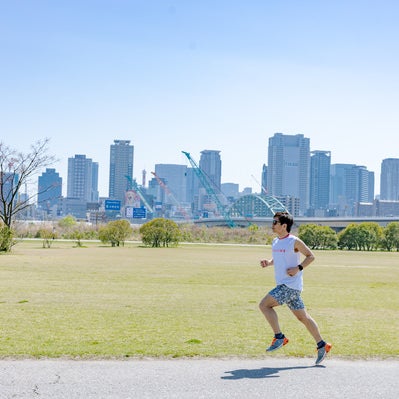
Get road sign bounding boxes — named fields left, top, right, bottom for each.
left=104, top=200, right=121, bottom=211
left=133, top=207, right=147, bottom=219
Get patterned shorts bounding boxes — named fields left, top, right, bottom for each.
left=268, top=284, right=305, bottom=310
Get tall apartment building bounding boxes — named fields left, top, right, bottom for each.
left=309, top=150, right=331, bottom=213
left=261, top=164, right=267, bottom=195
left=359, top=167, right=374, bottom=203
left=199, top=150, right=222, bottom=191
left=330, top=163, right=374, bottom=216
left=67, top=155, right=99, bottom=202
left=267, top=133, right=310, bottom=215
left=221, top=183, right=239, bottom=200
left=109, top=140, right=134, bottom=205
left=185, top=167, right=200, bottom=205
left=380, top=158, right=399, bottom=200
left=37, top=168, right=62, bottom=210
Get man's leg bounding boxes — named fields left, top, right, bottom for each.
left=291, top=308, right=322, bottom=342
left=259, top=293, right=289, bottom=351
left=259, top=293, right=281, bottom=334
left=291, top=308, right=332, bottom=364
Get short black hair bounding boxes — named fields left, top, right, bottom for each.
left=274, top=212, right=293, bottom=232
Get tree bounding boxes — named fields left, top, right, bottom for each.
left=139, top=218, right=181, bottom=247
left=98, top=219, right=133, bottom=247
left=357, top=222, right=382, bottom=251
left=298, top=224, right=319, bottom=249
left=298, top=224, right=338, bottom=250
left=338, top=223, right=358, bottom=250
left=0, top=139, right=56, bottom=251
left=58, top=215, right=77, bottom=230
left=381, top=222, right=399, bottom=251
left=338, top=222, right=382, bottom=251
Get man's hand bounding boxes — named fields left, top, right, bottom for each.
left=286, top=267, right=300, bottom=276
left=260, top=259, right=270, bottom=268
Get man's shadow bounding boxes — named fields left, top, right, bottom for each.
left=221, top=364, right=323, bottom=380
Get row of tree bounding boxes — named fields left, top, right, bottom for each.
left=27, top=219, right=399, bottom=251
left=34, top=218, right=180, bottom=249
left=3, top=216, right=399, bottom=252
left=298, top=222, right=399, bottom=251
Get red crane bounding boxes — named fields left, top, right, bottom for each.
left=151, top=171, right=191, bottom=221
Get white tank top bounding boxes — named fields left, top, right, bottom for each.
left=272, top=234, right=303, bottom=291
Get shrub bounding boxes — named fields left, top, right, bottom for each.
left=98, top=219, right=133, bottom=247
left=0, top=224, right=15, bottom=252
left=140, top=218, right=181, bottom=247
left=38, top=228, right=56, bottom=248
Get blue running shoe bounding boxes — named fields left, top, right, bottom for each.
left=266, top=337, right=289, bottom=352
left=315, top=343, right=332, bottom=365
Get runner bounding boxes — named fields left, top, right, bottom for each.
left=259, top=212, right=332, bottom=365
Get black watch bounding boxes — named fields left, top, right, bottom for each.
left=298, top=264, right=303, bottom=271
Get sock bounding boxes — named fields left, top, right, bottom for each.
left=275, top=333, right=285, bottom=339
left=317, top=340, right=326, bottom=349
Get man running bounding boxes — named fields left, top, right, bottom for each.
left=259, top=212, right=332, bottom=365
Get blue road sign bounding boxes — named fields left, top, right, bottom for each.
left=133, top=207, right=147, bottom=219
left=105, top=200, right=121, bottom=211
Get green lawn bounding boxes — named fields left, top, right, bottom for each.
left=0, top=240, right=398, bottom=359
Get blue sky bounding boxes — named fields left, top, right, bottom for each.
left=1, top=0, right=399, bottom=197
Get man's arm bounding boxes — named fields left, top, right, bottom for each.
left=260, top=258, right=274, bottom=268
left=287, top=238, right=315, bottom=276
left=294, top=237, right=315, bottom=269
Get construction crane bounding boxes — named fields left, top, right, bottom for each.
left=151, top=171, right=191, bottom=221
left=182, top=151, right=236, bottom=228
left=125, top=175, right=154, bottom=213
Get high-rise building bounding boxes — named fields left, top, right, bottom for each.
left=359, top=166, right=374, bottom=203
left=37, top=168, right=62, bottom=210
left=109, top=140, right=134, bottom=205
left=309, top=150, right=331, bottom=213
left=261, top=164, right=267, bottom=195
left=199, top=150, right=222, bottom=191
left=330, top=164, right=353, bottom=210
left=67, top=154, right=99, bottom=202
left=380, top=158, right=399, bottom=200
left=267, top=133, right=310, bottom=215
left=154, top=164, right=188, bottom=204
left=330, top=163, right=374, bottom=216
left=221, top=183, right=239, bottom=200
left=185, top=167, right=200, bottom=205
left=345, top=165, right=374, bottom=206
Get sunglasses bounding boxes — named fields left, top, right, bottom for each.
left=272, top=220, right=280, bottom=225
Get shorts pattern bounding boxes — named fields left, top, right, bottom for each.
left=268, top=284, right=305, bottom=310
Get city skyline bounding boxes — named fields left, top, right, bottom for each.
left=32, top=135, right=387, bottom=201
left=2, top=1, right=399, bottom=197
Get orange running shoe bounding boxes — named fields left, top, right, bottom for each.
left=315, top=343, right=332, bottom=365
left=266, top=337, right=289, bottom=352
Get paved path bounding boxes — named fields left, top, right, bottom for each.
left=1, top=358, right=398, bottom=399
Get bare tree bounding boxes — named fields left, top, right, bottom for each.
left=0, top=138, right=56, bottom=251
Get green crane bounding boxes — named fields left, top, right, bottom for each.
left=125, top=175, right=154, bottom=213
left=182, top=151, right=236, bottom=228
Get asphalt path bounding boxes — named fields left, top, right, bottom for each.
left=0, top=357, right=398, bottom=399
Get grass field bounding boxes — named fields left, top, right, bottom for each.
left=0, top=240, right=398, bottom=359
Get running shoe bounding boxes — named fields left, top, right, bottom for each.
left=266, top=337, right=289, bottom=352
left=315, top=343, right=332, bottom=365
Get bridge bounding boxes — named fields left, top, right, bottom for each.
left=194, top=216, right=399, bottom=231
left=193, top=194, right=399, bottom=230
